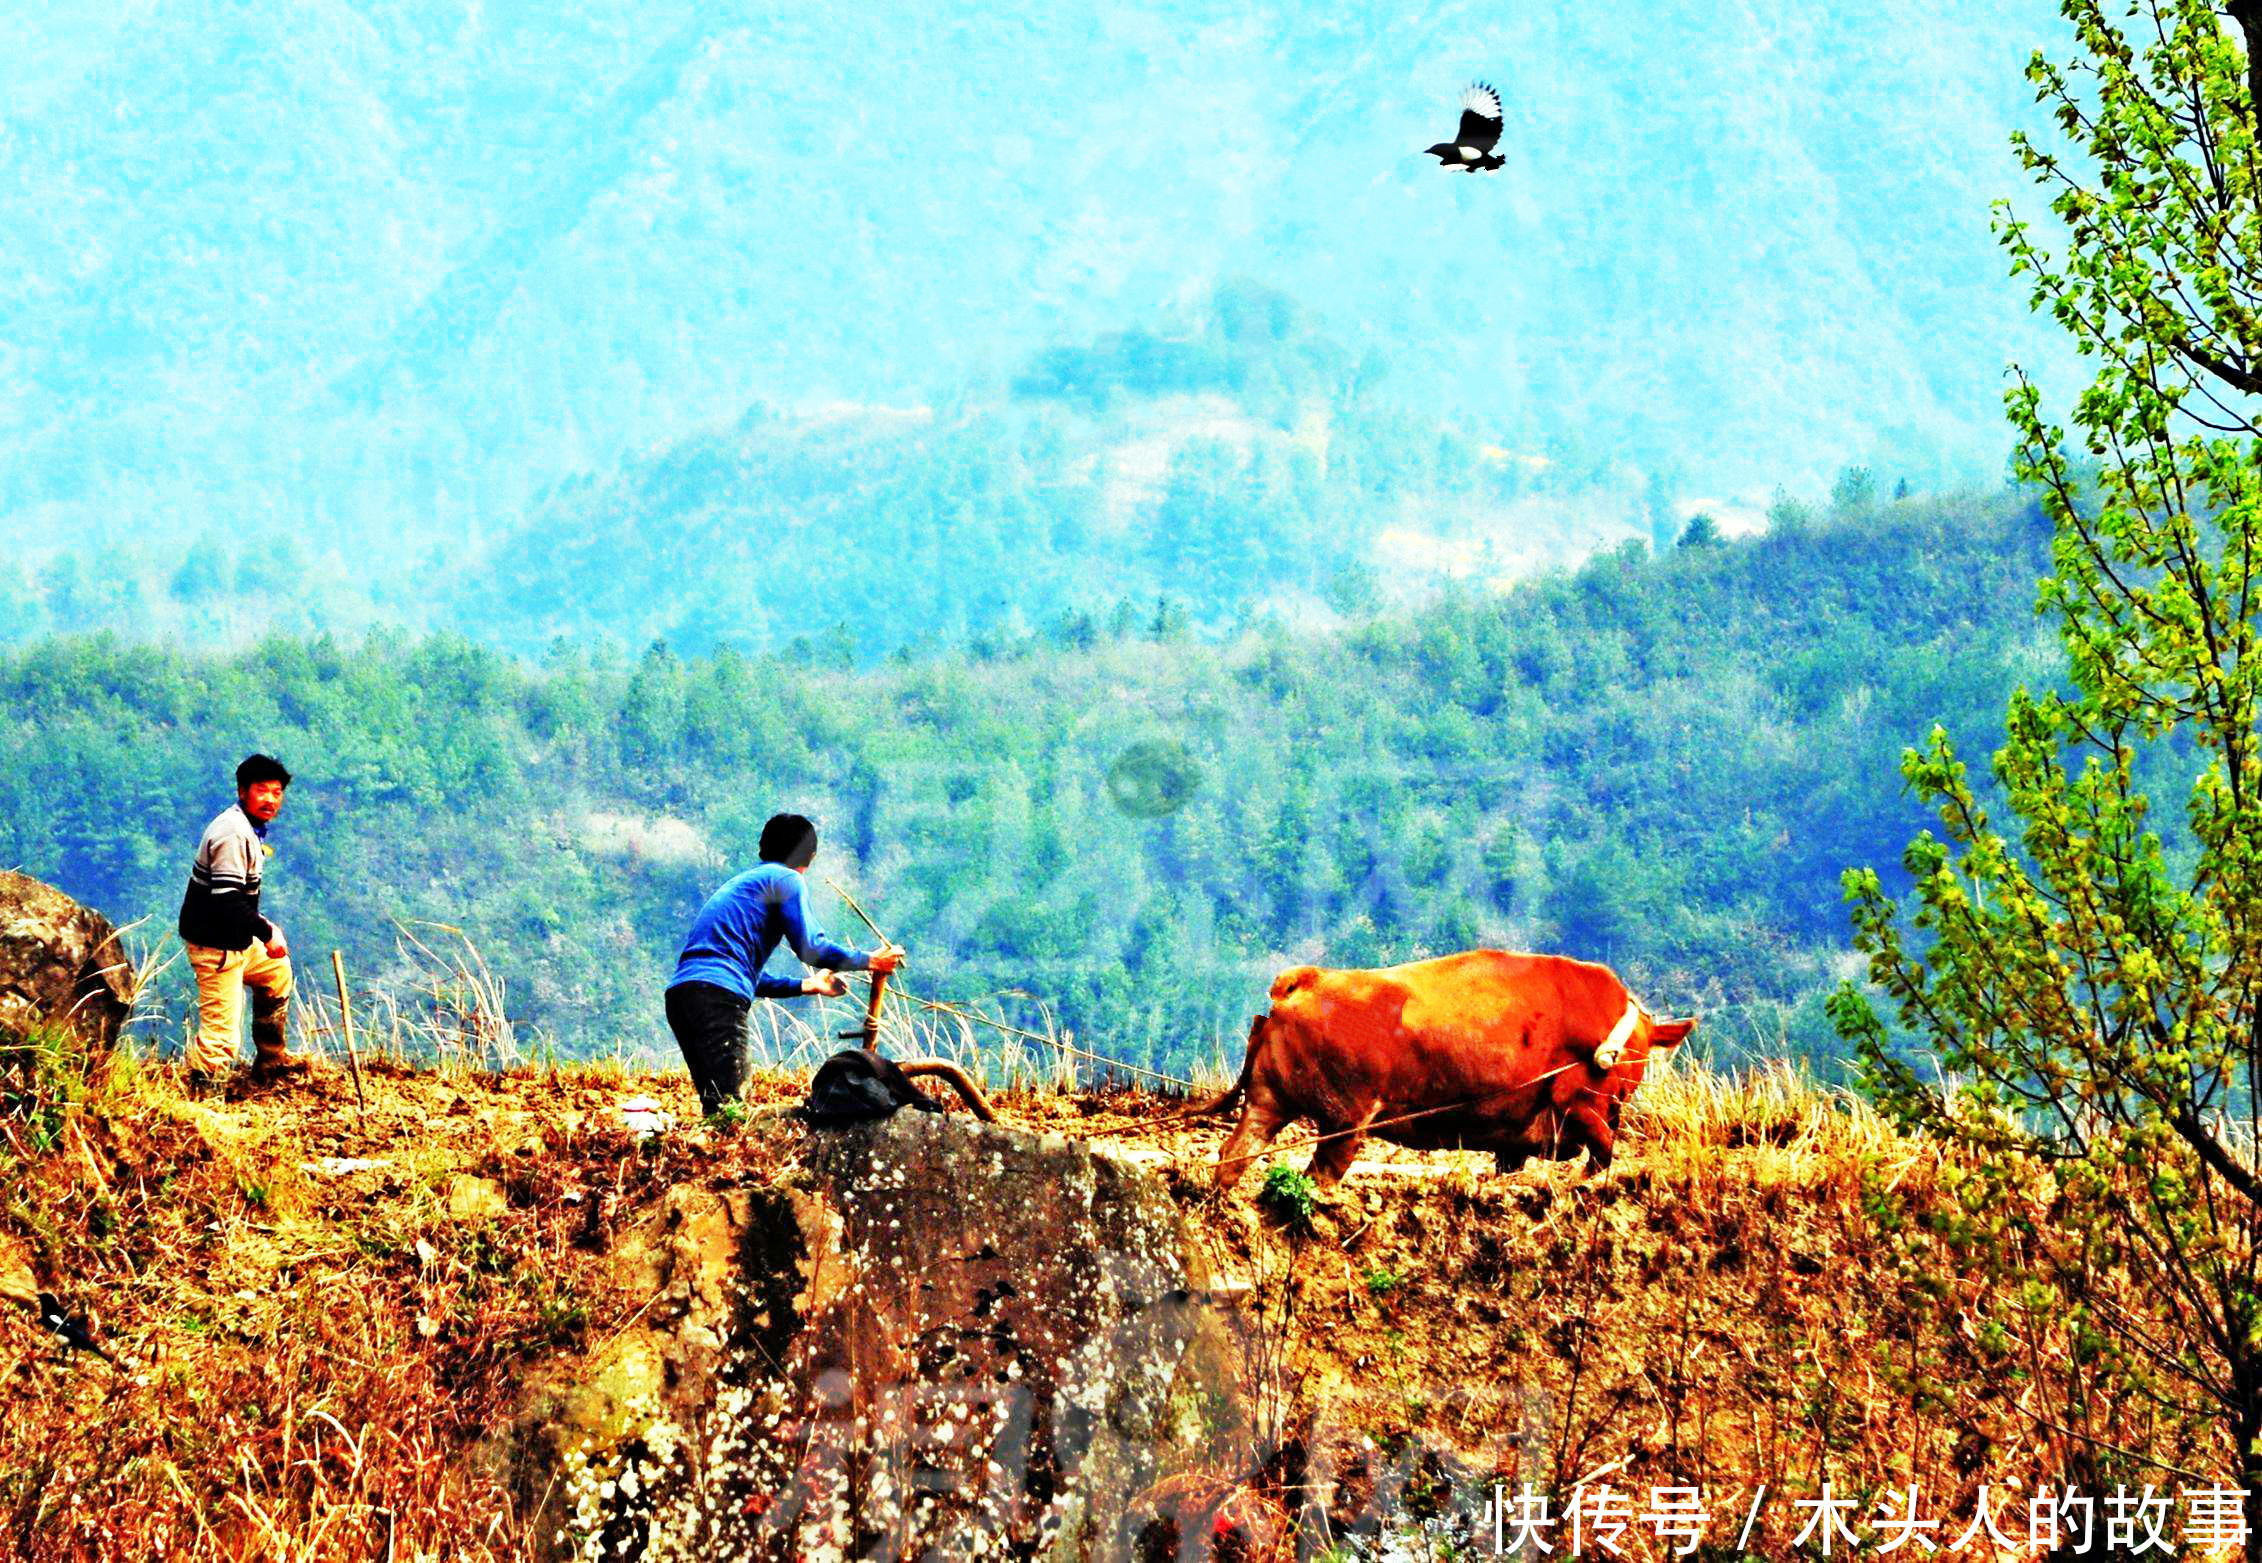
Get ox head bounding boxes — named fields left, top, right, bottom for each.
left=1593, top=1003, right=1697, bottom=1073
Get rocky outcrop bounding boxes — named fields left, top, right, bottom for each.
left=0, top=870, right=134, bottom=1047
left=515, top=1108, right=1243, bottom=1562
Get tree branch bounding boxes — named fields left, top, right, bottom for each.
left=2170, top=1105, right=2262, bottom=1208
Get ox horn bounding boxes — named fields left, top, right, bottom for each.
left=1594, top=1001, right=1640, bottom=1071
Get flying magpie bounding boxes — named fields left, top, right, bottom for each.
left=1424, top=83, right=1505, bottom=173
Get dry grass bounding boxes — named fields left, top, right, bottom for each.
left=1118, top=1050, right=2244, bottom=1559
left=284, top=922, right=528, bottom=1076
left=0, top=1014, right=2240, bottom=1561
left=0, top=1032, right=812, bottom=1561
left=1626, top=1050, right=1925, bottom=1185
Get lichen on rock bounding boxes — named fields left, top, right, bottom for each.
left=516, top=1106, right=1237, bottom=1561
left=0, top=869, right=134, bottom=1047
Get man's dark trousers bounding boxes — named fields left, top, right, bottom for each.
left=665, top=980, right=752, bottom=1116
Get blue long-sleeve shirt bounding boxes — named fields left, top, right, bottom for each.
left=669, top=862, right=870, bottom=1001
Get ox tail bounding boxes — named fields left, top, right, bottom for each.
left=1169, top=1013, right=1267, bottom=1121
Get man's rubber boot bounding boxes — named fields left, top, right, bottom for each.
left=247, top=1004, right=308, bottom=1082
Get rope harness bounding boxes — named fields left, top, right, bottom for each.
left=815, top=879, right=1636, bottom=1176
left=1089, top=1053, right=1607, bottom=1171
left=823, top=875, right=1199, bottom=1089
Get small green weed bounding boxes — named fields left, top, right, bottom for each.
left=1259, top=1163, right=1318, bottom=1224
left=539, top=1290, right=591, bottom=1346
left=0, top=1022, right=107, bottom=1154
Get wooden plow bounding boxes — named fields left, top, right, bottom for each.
left=827, top=878, right=997, bottom=1123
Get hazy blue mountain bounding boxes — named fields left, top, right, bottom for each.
left=5, top=2, right=2077, bottom=646
left=449, top=281, right=1687, bottom=656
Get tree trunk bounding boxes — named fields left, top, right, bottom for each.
left=2245, top=1449, right=2262, bottom=1563
left=2232, top=3, right=2262, bottom=147
left=2233, top=1381, right=2262, bottom=1563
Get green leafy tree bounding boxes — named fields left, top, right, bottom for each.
left=1832, top=1, right=2262, bottom=1536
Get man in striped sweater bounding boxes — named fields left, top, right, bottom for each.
left=178, top=754, right=307, bottom=1093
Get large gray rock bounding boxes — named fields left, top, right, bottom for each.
left=517, top=1108, right=1239, bottom=1562
left=0, top=871, right=133, bottom=1046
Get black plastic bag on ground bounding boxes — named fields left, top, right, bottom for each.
left=798, top=1048, right=944, bottom=1126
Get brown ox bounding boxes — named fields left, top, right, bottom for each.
left=1196, top=950, right=1694, bottom=1193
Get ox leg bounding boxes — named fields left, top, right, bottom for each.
left=1567, top=1102, right=1617, bottom=1174
left=1493, top=1143, right=1533, bottom=1176
left=1530, top=1106, right=1569, bottom=1165
left=1212, top=1098, right=1290, bottom=1197
left=1306, top=1102, right=1379, bottom=1190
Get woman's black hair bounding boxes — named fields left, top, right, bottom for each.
left=236, top=753, right=293, bottom=790
left=758, top=813, right=819, bottom=868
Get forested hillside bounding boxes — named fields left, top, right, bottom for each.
left=5, top=2, right=2074, bottom=653
left=0, top=485, right=2063, bottom=1075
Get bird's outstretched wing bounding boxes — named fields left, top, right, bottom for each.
left=1455, top=83, right=1504, bottom=154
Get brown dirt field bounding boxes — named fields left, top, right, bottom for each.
left=0, top=1052, right=2236, bottom=1560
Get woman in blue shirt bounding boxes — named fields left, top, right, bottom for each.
left=665, top=813, right=905, bottom=1116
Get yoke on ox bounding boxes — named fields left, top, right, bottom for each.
left=1195, top=950, right=1694, bottom=1194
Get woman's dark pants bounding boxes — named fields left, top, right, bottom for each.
left=665, top=980, right=752, bottom=1117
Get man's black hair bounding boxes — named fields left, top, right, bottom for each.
left=236, top=754, right=293, bottom=791
left=758, top=813, right=819, bottom=868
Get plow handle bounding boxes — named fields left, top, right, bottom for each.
left=840, top=968, right=890, bottom=1050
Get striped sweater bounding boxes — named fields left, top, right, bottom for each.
left=177, top=803, right=274, bottom=951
